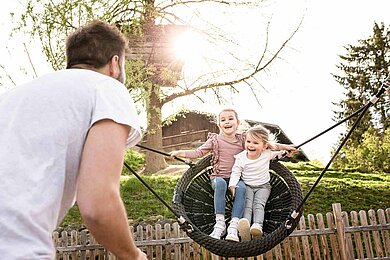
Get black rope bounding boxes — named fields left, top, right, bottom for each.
left=123, top=161, right=194, bottom=232
left=296, top=75, right=389, bottom=149
left=295, top=104, right=366, bottom=149
left=136, top=144, right=194, bottom=166
left=286, top=76, right=390, bottom=226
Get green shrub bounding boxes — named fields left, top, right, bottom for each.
left=122, top=149, right=145, bottom=175
left=332, top=128, right=390, bottom=173
left=59, top=164, right=390, bottom=228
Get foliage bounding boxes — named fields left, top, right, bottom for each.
left=331, top=128, right=390, bottom=173
left=331, top=22, right=389, bottom=171
left=162, top=108, right=216, bottom=127
left=122, top=148, right=145, bottom=175
left=59, top=163, right=390, bottom=227
left=332, top=22, right=389, bottom=140
left=13, top=0, right=302, bottom=172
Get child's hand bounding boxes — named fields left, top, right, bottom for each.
left=229, top=186, right=237, bottom=197
left=285, top=145, right=298, bottom=157
left=279, top=144, right=298, bottom=157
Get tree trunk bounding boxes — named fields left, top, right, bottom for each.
left=144, top=84, right=168, bottom=174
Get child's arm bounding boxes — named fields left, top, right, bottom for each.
left=170, top=137, right=214, bottom=159
left=275, top=143, right=298, bottom=157
left=228, top=158, right=243, bottom=197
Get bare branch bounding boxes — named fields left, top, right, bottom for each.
left=23, top=43, right=38, bottom=78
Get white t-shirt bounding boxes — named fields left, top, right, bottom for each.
left=0, top=69, right=141, bottom=259
left=229, top=149, right=284, bottom=187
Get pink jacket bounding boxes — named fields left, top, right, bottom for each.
left=185, top=133, right=245, bottom=179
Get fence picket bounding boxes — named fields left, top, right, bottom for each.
left=350, top=211, right=364, bottom=259
left=341, top=211, right=354, bottom=259
left=378, top=209, right=390, bottom=256
left=308, top=214, right=321, bottom=260
left=80, top=230, right=87, bottom=260
left=316, top=213, right=330, bottom=259
left=326, top=212, right=340, bottom=260
left=164, top=223, right=172, bottom=260
left=172, top=222, right=181, bottom=260
left=359, top=209, right=374, bottom=258
left=53, top=205, right=390, bottom=260
left=155, top=224, right=162, bottom=260
left=369, top=209, right=384, bottom=258
left=299, top=216, right=312, bottom=260
left=70, top=230, right=78, bottom=259
left=282, top=238, right=292, bottom=259
left=146, top=225, right=153, bottom=259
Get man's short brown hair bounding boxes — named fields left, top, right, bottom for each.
left=66, top=20, right=128, bottom=69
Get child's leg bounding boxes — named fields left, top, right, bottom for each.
left=209, top=177, right=228, bottom=239
left=243, top=185, right=254, bottom=222
left=230, top=180, right=246, bottom=219
left=250, top=183, right=271, bottom=239
left=226, top=180, right=245, bottom=242
left=237, top=185, right=254, bottom=241
left=252, top=184, right=271, bottom=225
left=211, top=177, right=228, bottom=216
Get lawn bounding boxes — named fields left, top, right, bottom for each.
left=60, top=162, right=390, bottom=229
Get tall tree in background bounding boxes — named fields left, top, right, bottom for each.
left=13, top=0, right=301, bottom=173
left=332, top=22, right=389, bottom=171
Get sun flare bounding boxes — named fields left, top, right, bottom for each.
left=172, top=30, right=204, bottom=63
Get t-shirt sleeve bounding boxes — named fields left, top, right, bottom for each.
left=228, top=152, right=244, bottom=187
left=91, top=79, right=141, bottom=148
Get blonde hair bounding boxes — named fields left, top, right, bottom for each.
left=246, top=124, right=278, bottom=149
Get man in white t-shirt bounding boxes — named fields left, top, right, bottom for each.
left=0, top=20, right=147, bottom=260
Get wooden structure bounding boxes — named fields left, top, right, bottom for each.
left=54, top=203, right=390, bottom=259
left=155, top=110, right=309, bottom=161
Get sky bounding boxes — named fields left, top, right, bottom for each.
left=0, top=0, right=389, bottom=164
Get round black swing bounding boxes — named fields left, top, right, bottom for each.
left=173, top=154, right=303, bottom=257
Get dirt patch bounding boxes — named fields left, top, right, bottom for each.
left=153, top=165, right=189, bottom=176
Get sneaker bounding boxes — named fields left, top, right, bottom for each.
left=250, top=223, right=263, bottom=239
left=225, top=222, right=239, bottom=242
left=209, top=220, right=226, bottom=239
left=237, top=218, right=251, bottom=241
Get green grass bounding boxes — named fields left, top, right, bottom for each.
left=59, top=163, right=390, bottom=228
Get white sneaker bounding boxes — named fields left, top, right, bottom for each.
left=225, top=222, right=239, bottom=242
left=250, top=223, right=263, bottom=239
left=237, top=218, right=251, bottom=241
left=209, top=220, right=226, bottom=239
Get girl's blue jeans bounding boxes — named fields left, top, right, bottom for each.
left=211, top=177, right=246, bottom=218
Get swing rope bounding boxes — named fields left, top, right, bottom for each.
left=123, top=161, right=194, bottom=233
left=286, top=76, right=390, bottom=225
left=123, top=75, right=389, bottom=256
left=136, top=144, right=194, bottom=166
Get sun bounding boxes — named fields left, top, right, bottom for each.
left=172, top=30, right=204, bottom=63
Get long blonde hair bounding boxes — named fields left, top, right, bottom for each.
left=246, top=124, right=278, bottom=150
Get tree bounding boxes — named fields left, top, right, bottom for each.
left=14, top=0, right=301, bottom=173
left=332, top=22, right=389, bottom=169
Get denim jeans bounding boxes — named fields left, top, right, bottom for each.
left=211, top=177, right=246, bottom=218
left=243, top=182, right=271, bottom=225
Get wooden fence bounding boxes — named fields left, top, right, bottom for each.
left=54, top=203, right=390, bottom=260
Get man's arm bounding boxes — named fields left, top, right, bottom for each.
left=76, top=119, right=146, bottom=260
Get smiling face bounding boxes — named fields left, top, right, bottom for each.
left=245, top=132, right=268, bottom=159
left=218, top=110, right=239, bottom=137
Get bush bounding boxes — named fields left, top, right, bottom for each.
left=122, top=149, right=145, bottom=175
left=332, top=128, right=390, bottom=173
